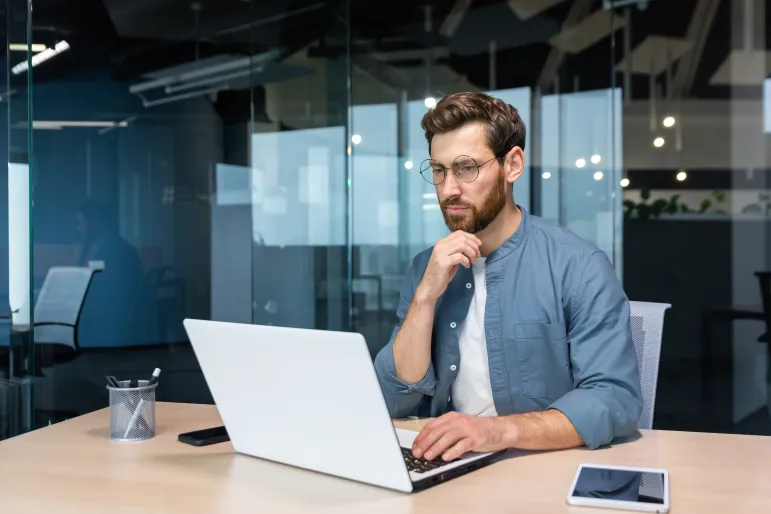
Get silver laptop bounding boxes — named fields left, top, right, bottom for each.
left=182, top=319, right=505, bottom=493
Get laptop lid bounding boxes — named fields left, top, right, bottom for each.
left=182, top=319, right=413, bottom=493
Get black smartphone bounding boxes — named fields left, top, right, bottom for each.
left=178, top=426, right=230, bottom=446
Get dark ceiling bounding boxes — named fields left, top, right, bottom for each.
left=2, top=0, right=762, bottom=101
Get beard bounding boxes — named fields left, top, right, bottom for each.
left=440, top=169, right=507, bottom=234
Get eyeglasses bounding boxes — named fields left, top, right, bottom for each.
left=419, top=155, right=499, bottom=185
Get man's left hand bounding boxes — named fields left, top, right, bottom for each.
left=411, top=412, right=511, bottom=462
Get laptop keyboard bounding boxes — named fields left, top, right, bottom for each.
left=401, top=447, right=460, bottom=474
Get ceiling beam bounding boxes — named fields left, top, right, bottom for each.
left=537, top=0, right=595, bottom=90
left=440, top=0, right=475, bottom=37
left=672, top=0, right=721, bottom=98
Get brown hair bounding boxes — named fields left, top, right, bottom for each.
left=420, top=92, right=526, bottom=162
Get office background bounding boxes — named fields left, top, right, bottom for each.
left=1, top=0, right=769, bottom=440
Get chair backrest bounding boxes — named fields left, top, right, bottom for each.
left=33, top=266, right=97, bottom=351
left=629, top=300, right=671, bottom=430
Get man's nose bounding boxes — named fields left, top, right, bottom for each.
left=439, top=171, right=461, bottom=197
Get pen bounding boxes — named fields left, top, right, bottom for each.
left=106, top=376, right=121, bottom=388
left=148, top=368, right=161, bottom=385
left=124, top=399, right=145, bottom=438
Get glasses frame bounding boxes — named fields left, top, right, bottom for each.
left=419, top=154, right=501, bottom=185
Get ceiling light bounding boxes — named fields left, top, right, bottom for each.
left=653, top=137, right=665, bottom=148
left=351, top=134, right=362, bottom=145
left=9, top=44, right=46, bottom=53
left=676, top=171, right=687, bottom=182
left=422, top=193, right=437, bottom=199
left=663, top=116, right=676, bottom=128
left=590, top=154, right=601, bottom=164
left=12, top=40, right=69, bottom=75
left=404, top=160, right=414, bottom=170
left=575, top=158, right=586, bottom=168
left=422, top=203, right=440, bottom=211
left=31, top=120, right=129, bottom=129
left=593, top=171, right=604, bottom=181
left=620, top=178, right=630, bottom=187
left=424, top=97, right=437, bottom=109
left=542, top=171, right=552, bottom=179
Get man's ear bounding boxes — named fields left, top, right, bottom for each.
left=504, top=146, right=524, bottom=185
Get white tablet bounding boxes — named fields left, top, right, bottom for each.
left=565, top=463, right=670, bottom=513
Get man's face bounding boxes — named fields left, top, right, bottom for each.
left=430, top=122, right=507, bottom=234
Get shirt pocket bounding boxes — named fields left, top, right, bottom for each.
left=511, top=320, right=573, bottom=401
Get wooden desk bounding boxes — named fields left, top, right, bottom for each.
left=2, top=402, right=771, bottom=513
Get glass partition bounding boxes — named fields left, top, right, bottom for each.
left=22, top=0, right=352, bottom=430
left=3, top=0, right=767, bottom=443
left=0, top=0, right=33, bottom=440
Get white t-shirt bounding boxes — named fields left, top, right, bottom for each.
left=451, top=257, right=498, bottom=417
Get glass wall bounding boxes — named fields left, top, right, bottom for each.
left=616, top=0, right=770, bottom=435
left=0, top=0, right=33, bottom=439
left=0, top=0, right=353, bottom=435
left=2, top=0, right=770, bottom=441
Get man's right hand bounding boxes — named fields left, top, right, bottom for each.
left=415, top=231, right=482, bottom=303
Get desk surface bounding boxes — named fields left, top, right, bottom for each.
left=2, top=402, right=771, bottom=513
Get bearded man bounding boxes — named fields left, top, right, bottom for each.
left=374, top=92, right=643, bottom=462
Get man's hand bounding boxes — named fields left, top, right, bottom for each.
left=415, top=231, right=482, bottom=303
left=411, top=412, right=511, bottom=462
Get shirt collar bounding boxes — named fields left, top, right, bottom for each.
left=487, top=204, right=530, bottom=264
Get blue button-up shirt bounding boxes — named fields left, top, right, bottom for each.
left=374, top=207, right=643, bottom=450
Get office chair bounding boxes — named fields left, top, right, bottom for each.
left=629, top=300, right=671, bottom=431
left=33, top=266, right=97, bottom=368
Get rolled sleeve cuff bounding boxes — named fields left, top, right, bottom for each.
left=376, top=341, right=437, bottom=396
left=548, top=388, right=614, bottom=450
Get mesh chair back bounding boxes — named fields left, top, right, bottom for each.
left=34, top=267, right=96, bottom=350
left=629, top=301, right=671, bottom=430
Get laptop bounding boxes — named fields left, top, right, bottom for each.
left=182, top=319, right=505, bottom=493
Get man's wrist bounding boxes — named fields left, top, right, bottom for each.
left=497, top=416, right=519, bottom=448
left=413, top=284, right=438, bottom=306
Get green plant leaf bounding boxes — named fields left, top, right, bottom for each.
left=665, top=194, right=680, bottom=214
left=651, top=198, right=668, bottom=216
left=699, top=199, right=712, bottom=212
left=711, top=190, right=726, bottom=202
left=640, top=186, right=651, bottom=201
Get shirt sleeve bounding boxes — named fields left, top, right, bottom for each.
left=548, top=251, right=643, bottom=450
left=373, top=263, right=437, bottom=418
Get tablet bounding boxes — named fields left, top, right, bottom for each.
left=565, top=463, right=669, bottom=513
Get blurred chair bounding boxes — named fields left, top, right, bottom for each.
left=34, top=266, right=97, bottom=368
left=629, top=300, right=671, bottom=430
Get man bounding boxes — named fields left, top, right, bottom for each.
left=373, top=92, right=642, bottom=462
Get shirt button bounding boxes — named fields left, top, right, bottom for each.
left=448, top=397, right=451, bottom=403
left=450, top=364, right=457, bottom=371
left=450, top=321, right=457, bottom=328
left=466, top=282, right=472, bottom=289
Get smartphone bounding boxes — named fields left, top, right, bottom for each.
left=565, top=463, right=669, bottom=513
left=178, top=426, right=230, bottom=447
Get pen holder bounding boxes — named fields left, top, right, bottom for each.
left=107, top=380, right=157, bottom=441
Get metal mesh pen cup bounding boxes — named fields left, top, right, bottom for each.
left=107, top=380, right=158, bottom=441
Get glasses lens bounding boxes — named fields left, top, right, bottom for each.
left=453, top=156, right=480, bottom=182
left=420, top=159, right=445, bottom=184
